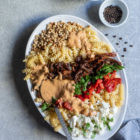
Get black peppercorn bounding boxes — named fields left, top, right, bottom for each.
left=104, top=5, right=123, bottom=24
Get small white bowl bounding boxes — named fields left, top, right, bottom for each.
left=99, top=0, right=129, bottom=28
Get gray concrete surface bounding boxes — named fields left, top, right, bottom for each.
left=0, top=0, right=140, bottom=140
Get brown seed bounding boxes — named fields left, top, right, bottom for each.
left=121, top=55, right=124, bottom=57
left=124, top=41, right=128, bottom=44
left=105, top=34, right=108, bottom=36
left=113, top=35, right=116, bottom=38
left=119, top=37, right=122, bottom=40
left=129, top=45, right=133, bottom=47
left=116, top=43, right=119, bottom=45
left=123, top=48, right=127, bottom=52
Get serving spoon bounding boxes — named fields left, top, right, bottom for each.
left=55, top=107, right=73, bottom=140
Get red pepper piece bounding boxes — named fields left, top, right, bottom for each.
left=75, top=95, right=85, bottom=101
left=99, top=82, right=104, bottom=89
left=88, top=85, right=95, bottom=95
left=103, top=79, right=116, bottom=92
left=63, top=102, right=72, bottom=111
left=83, top=90, right=89, bottom=94
left=96, top=87, right=101, bottom=93
left=94, top=79, right=103, bottom=88
left=83, top=94, right=90, bottom=99
left=114, top=78, right=121, bottom=84
left=104, top=71, right=116, bottom=80
left=111, top=71, right=116, bottom=79
left=55, top=98, right=63, bottom=107
left=104, top=74, right=110, bottom=80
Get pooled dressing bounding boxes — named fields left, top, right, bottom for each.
left=40, top=75, right=94, bottom=116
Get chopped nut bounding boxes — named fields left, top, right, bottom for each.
left=31, top=21, right=83, bottom=52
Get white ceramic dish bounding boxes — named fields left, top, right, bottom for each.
left=99, top=0, right=129, bottom=28
left=25, top=15, right=128, bottom=140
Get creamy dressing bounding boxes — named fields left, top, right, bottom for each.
left=68, top=30, right=91, bottom=55
left=40, top=75, right=95, bottom=116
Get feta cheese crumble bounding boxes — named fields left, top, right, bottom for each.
left=68, top=101, right=117, bottom=139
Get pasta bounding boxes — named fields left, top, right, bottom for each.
left=116, top=84, right=124, bottom=107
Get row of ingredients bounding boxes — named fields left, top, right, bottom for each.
left=32, top=52, right=124, bottom=139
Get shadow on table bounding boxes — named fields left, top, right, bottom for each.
left=86, top=0, right=103, bottom=25
left=11, top=15, right=65, bottom=139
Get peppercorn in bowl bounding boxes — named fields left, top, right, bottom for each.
left=99, top=0, right=129, bottom=28
left=23, top=15, right=128, bottom=140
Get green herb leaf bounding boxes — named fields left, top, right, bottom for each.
left=91, top=131, right=96, bottom=139
left=52, top=97, right=57, bottom=104
left=85, top=123, right=90, bottom=129
left=107, top=123, right=111, bottom=130
left=101, top=117, right=105, bottom=121
left=107, top=117, right=114, bottom=122
left=82, top=127, right=86, bottom=136
left=94, top=124, right=98, bottom=128
left=91, top=120, right=95, bottom=124
left=109, top=118, right=114, bottom=122
left=74, top=76, right=91, bottom=95
left=102, top=117, right=112, bottom=130
left=41, top=103, right=50, bottom=111
left=68, top=127, right=72, bottom=132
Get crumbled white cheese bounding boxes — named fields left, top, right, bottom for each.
left=68, top=100, right=118, bottom=138
left=84, top=130, right=93, bottom=138
left=90, top=104, right=94, bottom=110
left=84, top=116, right=91, bottom=124
left=71, top=127, right=81, bottom=137
left=102, top=101, right=110, bottom=109
left=69, top=116, right=78, bottom=128
left=110, top=106, right=118, bottom=114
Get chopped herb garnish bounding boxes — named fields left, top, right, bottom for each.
left=107, top=123, right=111, bottom=130
left=110, top=118, right=114, bottom=122
left=82, top=127, right=86, bottom=136
left=85, top=123, right=90, bottom=129
left=41, top=103, right=50, bottom=111
left=82, top=123, right=91, bottom=137
left=74, top=75, right=91, bottom=95
left=91, top=131, right=96, bottom=139
left=107, top=117, right=114, bottom=122
left=52, top=97, right=57, bottom=104
left=92, top=120, right=95, bottom=124
left=94, top=124, right=98, bottom=128
left=68, top=126, right=72, bottom=132
left=102, top=117, right=112, bottom=130
left=101, top=117, right=106, bottom=121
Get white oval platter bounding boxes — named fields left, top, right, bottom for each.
left=25, top=15, right=128, bottom=140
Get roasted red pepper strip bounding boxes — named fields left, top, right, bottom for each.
left=94, top=79, right=103, bottom=88
left=88, top=85, right=95, bottom=95
left=111, top=71, right=116, bottom=79
left=63, top=102, right=72, bottom=111
left=114, top=78, right=121, bottom=84
left=99, top=82, right=104, bottom=89
left=75, top=95, right=85, bottom=101
left=103, top=78, right=121, bottom=92
left=55, top=98, right=63, bottom=107
left=104, top=79, right=116, bottom=92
